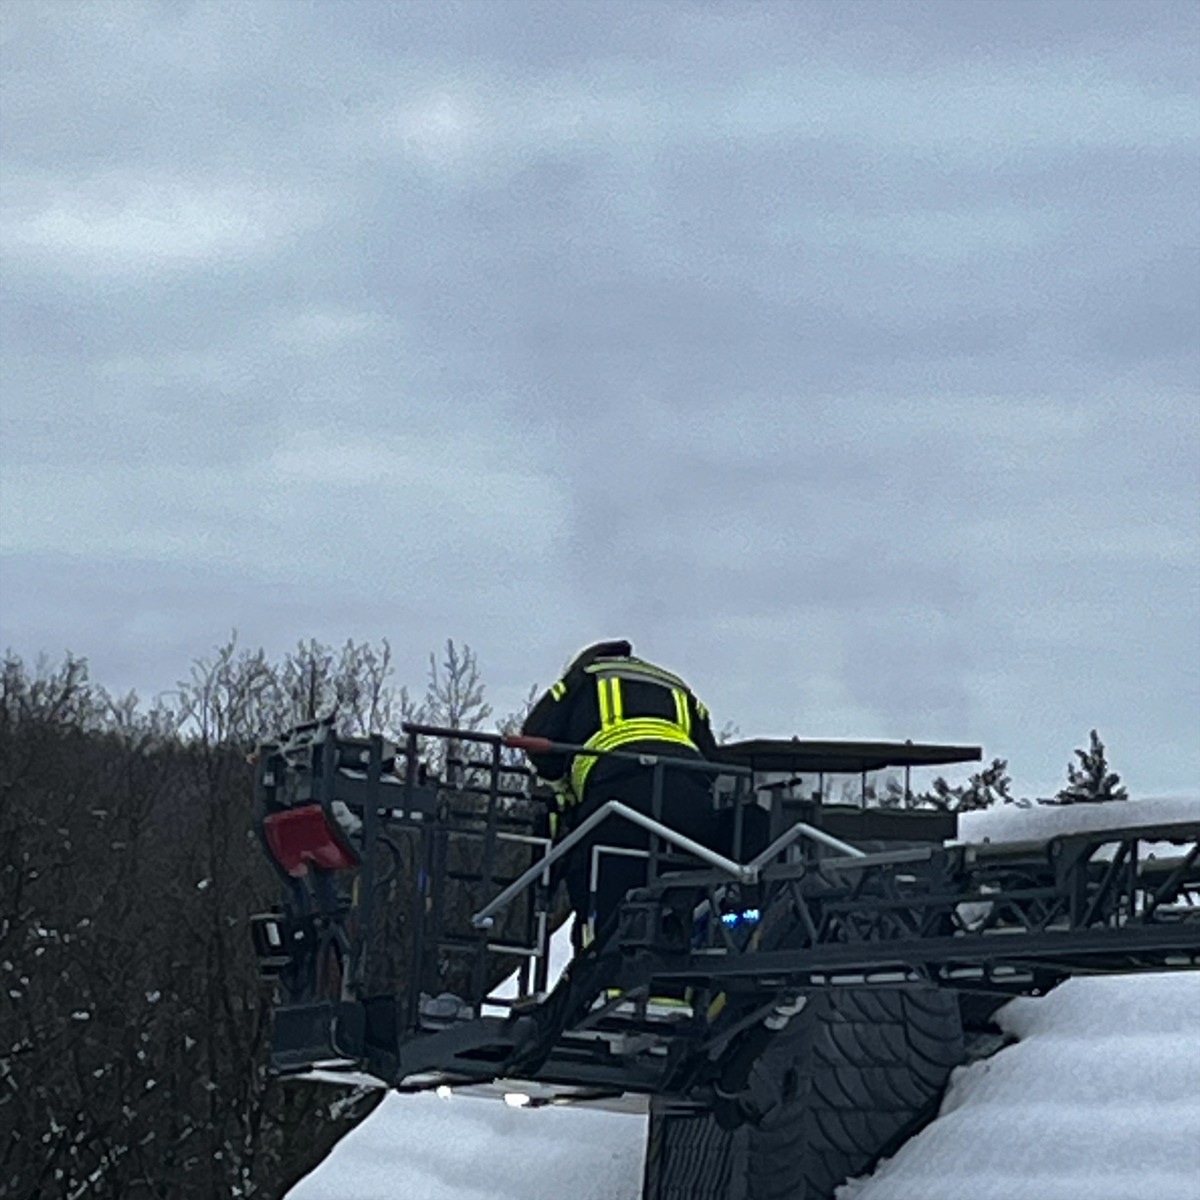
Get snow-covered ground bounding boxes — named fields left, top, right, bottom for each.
left=837, top=971, right=1200, bottom=1200
left=288, top=913, right=649, bottom=1200
left=287, top=1091, right=645, bottom=1200
left=289, top=797, right=1199, bottom=1200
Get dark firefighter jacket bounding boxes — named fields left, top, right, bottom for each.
left=521, top=652, right=719, bottom=821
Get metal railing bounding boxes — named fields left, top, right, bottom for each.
left=257, top=720, right=871, bottom=1018
left=467, top=731, right=867, bottom=931
left=472, top=799, right=758, bottom=929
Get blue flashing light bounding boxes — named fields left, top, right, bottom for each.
left=720, top=908, right=761, bottom=927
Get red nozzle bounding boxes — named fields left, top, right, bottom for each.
left=503, top=734, right=552, bottom=753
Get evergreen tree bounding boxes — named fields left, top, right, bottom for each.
left=916, top=758, right=1013, bottom=812
left=1055, top=729, right=1128, bottom=803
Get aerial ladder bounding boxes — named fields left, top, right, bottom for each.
left=249, top=721, right=1200, bottom=1193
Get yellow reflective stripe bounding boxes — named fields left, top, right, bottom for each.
left=590, top=719, right=694, bottom=752
left=550, top=679, right=567, bottom=700
left=597, top=677, right=612, bottom=726
left=596, top=677, right=624, bottom=729
left=569, top=718, right=697, bottom=796
left=673, top=688, right=690, bottom=737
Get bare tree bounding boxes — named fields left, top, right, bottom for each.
left=270, top=638, right=420, bottom=738
left=419, top=640, right=492, bottom=778
left=1, top=651, right=382, bottom=1200
left=4, top=635, right=540, bottom=1199
left=422, top=640, right=491, bottom=731
left=495, top=683, right=540, bottom=767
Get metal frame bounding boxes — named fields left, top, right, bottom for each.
left=251, top=722, right=1200, bottom=1107
left=640, top=821, right=1200, bottom=993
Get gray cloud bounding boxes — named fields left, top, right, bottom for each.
left=1, top=0, right=1197, bottom=797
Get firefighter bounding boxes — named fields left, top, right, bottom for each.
left=521, top=640, right=722, bottom=949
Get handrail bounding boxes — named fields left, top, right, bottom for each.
left=400, top=724, right=755, bottom=779
left=403, top=722, right=510, bottom=743
left=471, top=800, right=757, bottom=928
left=502, top=732, right=754, bottom=777
left=401, top=723, right=865, bottom=927
left=470, top=805, right=873, bottom=928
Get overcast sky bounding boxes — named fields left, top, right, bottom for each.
left=1, top=0, right=1197, bottom=797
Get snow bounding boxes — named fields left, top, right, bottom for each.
left=836, top=972, right=1200, bottom=1200
left=287, top=1091, right=645, bottom=1200
left=956, top=795, right=1199, bottom=845
left=839, top=794, right=1200, bottom=1200
left=484, top=914, right=574, bottom=1008
left=288, top=797, right=1200, bottom=1200
left=288, top=916, right=648, bottom=1200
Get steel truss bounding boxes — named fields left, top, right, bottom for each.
left=250, top=722, right=1200, bottom=1106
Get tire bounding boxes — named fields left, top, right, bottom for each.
left=799, top=988, right=964, bottom=1199
left=643, top=1099, right=742, bottom=1200
left=642, top=987, right=965, bottom=1200
left=645, top=1006, right=814, bottom=1200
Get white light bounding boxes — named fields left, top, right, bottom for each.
left=503, top=1092, right=531, bottom=1109
left=435, top=1085, right=452, bottom=1101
